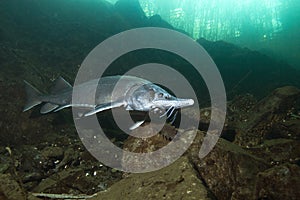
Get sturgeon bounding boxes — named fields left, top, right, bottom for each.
left=23, top=75, right=194, bottom=129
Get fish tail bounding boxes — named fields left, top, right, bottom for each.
left=23, top=80, right=43, bottom=112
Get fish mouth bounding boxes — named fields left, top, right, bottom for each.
left=155, top=98, right=194, bottom=123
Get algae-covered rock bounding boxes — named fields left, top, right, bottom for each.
left=271, top=118, right=300, bottom=140
left=122, top=124, right=189, bottom=172
left=187, top=130, right=270, bottom=200
left=247, top=139, right=300, bottom=165
left=0, top=174, right=25, bottom=200
left=32, top=168, right=83, bottom=194
left=0, top=173, right=40, bottom=200
left=41, top=146, right=64, bottom=160
left=235, top=86, right=300, bottom=146
left=91, top=156, right=212, bottom=200
left=255, top=163, right=300, bottom=199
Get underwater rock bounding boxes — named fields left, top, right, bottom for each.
left=255, top=163, right=300, bottom=199
left=122, top=124, right=194, bottom=172
left=148, top=14, right=174, bottom=29
left=0, top=150, right=10, bottom=173
left=227, top=93, right=257, bottom=121
left=53, top=146, right=80, bottom=170
left=17, top=145, right=53, bottom=174
left=0, top=173, right=39, bottom=200
left=32, top=158, right=122, bottom=195
left=197, top=39, right=300, bottom=99
left=114, top=0, right=147, bottom=25
left=0, top=162, right=9, bottom=174
left=123, top=123, right=175, bottom=151
left=246, top=139, right=300, bottom=166
left=41, top=146, right=64, bottom=160
left=182, top=106, right=235, bottom=141
left=184, top=107, right=228, bottom=127
left=123, top=123, right=176, bottom=151
left=234, top=86, right=300, bottom=147
left=271, top=118, right=300, bottom=140
left=123, top=128, right=294, bottom=199
left=187, top=130, right=269, bottom=200
left=32, top=168, right=83, bottom=194
left=90, top=156, right=212, bottom=200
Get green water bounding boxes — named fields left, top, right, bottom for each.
left=107, top=0, right=300, bottom=68
left=1, top=0, right=299, bottom=98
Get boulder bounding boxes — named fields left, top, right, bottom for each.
left=187, top=131, right=269, bottom=200
left=0, top=173, right=39, bottom=200
left=255, top=163, right=300, bottom=199
left=91, top=156, right=212, bottom=200
left=234, top=86, right=300, bottom=146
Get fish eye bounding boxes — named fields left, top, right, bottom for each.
left=165, top=95, right=171, bottom=99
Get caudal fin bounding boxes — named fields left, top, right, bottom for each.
left=23, top=80, right=43, bottom=112
left=39, top=76, right=72, bottom=113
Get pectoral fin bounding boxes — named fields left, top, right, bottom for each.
left=53, top=104, right=71, bottom=112
left=84, top=101, right=124, bottom=117
left=40, top=103, right=59, bottom=114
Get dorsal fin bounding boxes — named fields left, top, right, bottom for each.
left=51, top=76, right=72, bottom=94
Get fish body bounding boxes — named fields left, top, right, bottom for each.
left=24, top=75, right=194, bottom=129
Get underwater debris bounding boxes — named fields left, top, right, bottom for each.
left=31, top=192, right=97, bottom=199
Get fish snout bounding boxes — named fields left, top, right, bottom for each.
left=186, top=98, right=194, bottom=106
left=171, top=98, right=194, bottom=109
